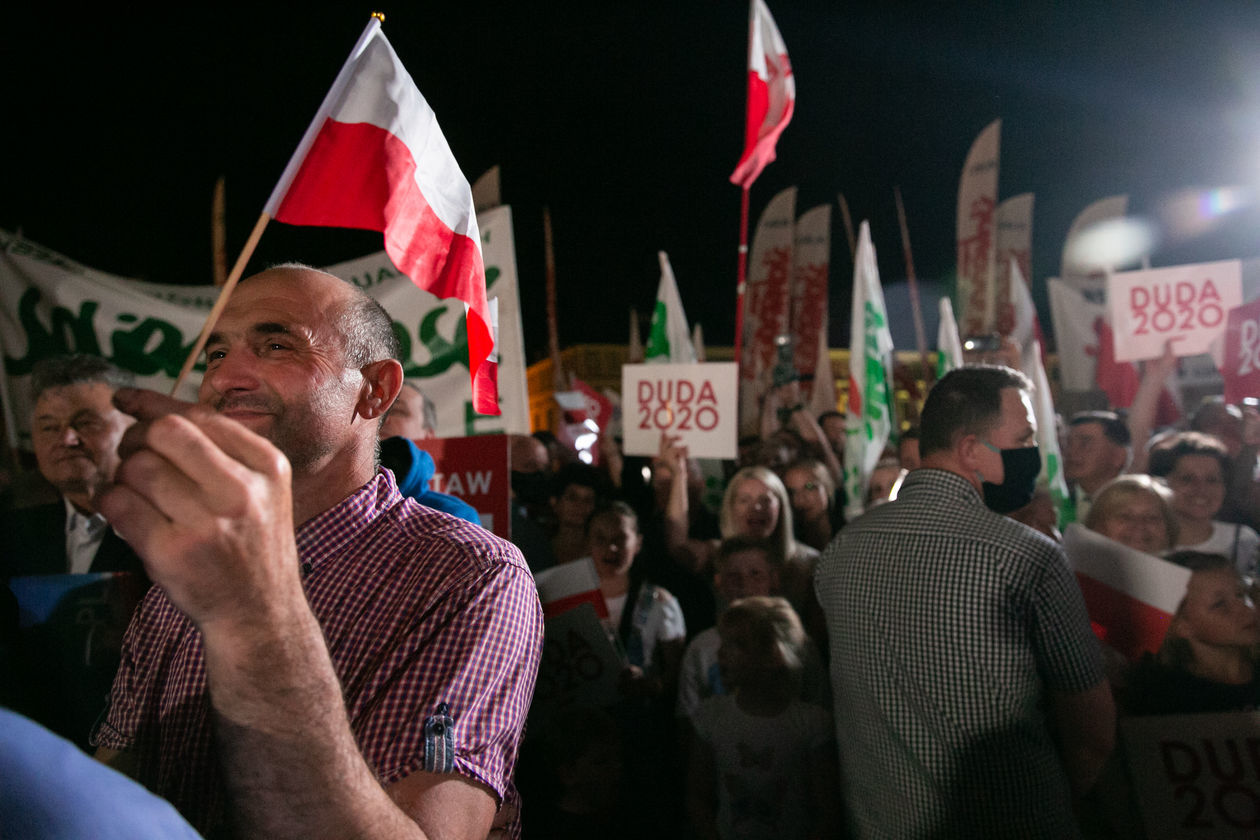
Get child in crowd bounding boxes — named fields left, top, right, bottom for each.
left=687, top=596, right=839, bottom=840
left=677, top=537, right=782, bottom=721
left=1127, top=551, right=1260, bottom=715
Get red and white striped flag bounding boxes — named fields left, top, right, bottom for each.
left=1064, top=524, right=1191, bottom=661
left=730, top=0, right=795, bottom=189
left=265, top=16, right=499, bottom=414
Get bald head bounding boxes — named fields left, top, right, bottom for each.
left=241, top=264, right=400, bottom=368
left=199, top=266, right=404, bottom=508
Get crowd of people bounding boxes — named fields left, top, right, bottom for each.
left=2, top=266, right=1260, bottom=838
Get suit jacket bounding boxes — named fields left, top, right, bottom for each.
left=1, top=501, right=146, bottom=579
left=0, top=501, right=149, bottom=749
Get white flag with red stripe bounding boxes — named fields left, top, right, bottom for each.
left=265, top=17, right=499, bottom=415
left=1063, top=523, right=1191, bottom=661
left=730, top=0, right=795, bottom=189
left=533, top=558, right=609, bottom=621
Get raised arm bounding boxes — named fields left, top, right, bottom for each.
left=1125, top=342, right=1178, bottom=475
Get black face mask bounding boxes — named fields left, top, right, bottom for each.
left=980, top=444, right=1041, bottom=514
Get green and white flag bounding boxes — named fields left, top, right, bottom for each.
left=645, top=250, right=696, bottom=364
left=1009, top=260, right=1072, bottom=527
left=1027, top=336, right=1072, bottom=526
left=936, top=296, right=964, bottom=379
left=844, top=222, right=896, bottom=520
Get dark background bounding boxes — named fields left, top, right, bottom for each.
left=5, top=2, right=1260, bottom=360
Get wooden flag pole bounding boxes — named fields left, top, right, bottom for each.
left=733, top=185, right=751, bottom=371
left=543, top=206, right=565, bottom=393
left=211, top=176, right=228, bottom=287
left=837, top=193, right=857, bottom=266
left=170, top=211, right=272, bottom=395
left=894, top=187, right=932, bottom=389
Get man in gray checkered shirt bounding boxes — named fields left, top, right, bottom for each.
left=816, top=365, right=1114, bottom=838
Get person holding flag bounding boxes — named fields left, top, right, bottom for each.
left=92, top=266, right=543, bottom=839
left=90, top=15, right=541, bottom=839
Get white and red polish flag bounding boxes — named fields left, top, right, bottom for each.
left=265, top=17, right=499, bottom=414
left=1063, top=523, right=1191, bottom=661
left=729, top=0, right=795, bottom=189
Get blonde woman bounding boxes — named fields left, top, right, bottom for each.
left=719, top=467, right=819, bottom=620
left=1083, top=474, right=1178, bottom=556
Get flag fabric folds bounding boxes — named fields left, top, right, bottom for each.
left=645, top=251, right=697, bottom=364
left=730, top=0, right=795, bottom=189
left=1007, top=260, right=1070, bottom=525
left=264, top=17, right=499, bottom=414
left=936, top=297, right=964, bottom=379
left=844, top=222, right=896, bottom=521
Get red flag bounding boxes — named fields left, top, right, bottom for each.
left=264, top=17, right=499, bottom=415
left=729, top=0, right=795, bottom=189
left=1088, top=318, right=1140, bottom=408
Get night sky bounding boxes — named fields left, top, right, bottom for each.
left=5, top=2, right=1260, bottom=361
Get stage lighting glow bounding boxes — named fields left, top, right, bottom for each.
left=1063, top=217, right=1157, bottom=271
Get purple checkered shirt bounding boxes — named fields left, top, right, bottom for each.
left=95, top=469, right=543, bottom=837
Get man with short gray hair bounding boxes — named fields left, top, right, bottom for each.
left=1, top=354, right=148, bottom=750
left=5, top=355, right=140, bottom=577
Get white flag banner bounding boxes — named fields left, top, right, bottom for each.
left=956, top=119, right=1000, bottom=335
left=0, top=219, right=529, bottom=448
left=1028, top=339, right=1071, bottom=524
left=1008, top=257, right=1039, bottom=349
left=936, top=297, right=964, bottom=378
left=844, top=222, right=895, bottom=520
left=1047, top=277, right=1107, bottom=391
left=995, top=192, right=1034, bottom=336
left=740, top=186, right=796, bottom=436
left=789, top=205, right=832, bottom=412
left=644, top=250, right=696, bottom=364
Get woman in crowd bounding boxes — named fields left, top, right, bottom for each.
left=781, top=458, right=840, bottom=552
left=584, top=501, right=686, bottom=699
left=1083, top=474, right=1178, bottom=556
left=1150, top=432, right=1260, bottom=577
left=583, top=500, right=689, bottom=830
left=719, top=467, right=819, bottom=620
left=1127, top=552, right=1260, bottom=715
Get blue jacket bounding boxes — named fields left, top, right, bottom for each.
left=379, top=437, right=482, bottom=526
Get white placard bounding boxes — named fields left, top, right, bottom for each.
left=620, top=362, right=738, bottom=459
left=533, top=602, right=623, bottom=710
left=1108, top=260, right=1243, bottom=363
left=1123, top=712, right=1260, bottom=839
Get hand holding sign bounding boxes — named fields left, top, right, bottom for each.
left=621, top=363, right=737, bottom=459
left=1109, top=260, right=1242, bottom=363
